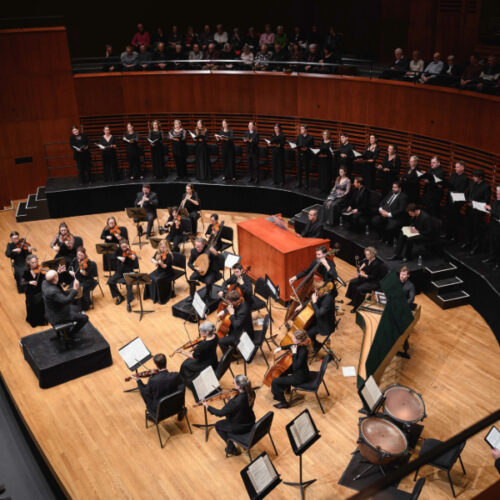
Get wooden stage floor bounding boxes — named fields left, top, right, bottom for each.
left=0, top=206, right=499, bottom=499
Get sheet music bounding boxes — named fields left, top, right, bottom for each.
left=193, top=366, right=219, bottom=401
left=147, top=138, right=158, bottom=144
left=95, top=143, right=106, bottom=149
left=290, top=412, right=316, bottom=449
left=118, top=337, right=151, bottom=370
left=361, top=375, right=383, bottom=412
left=416, top=170, right=424, bottom=177
left=224, top=253, right=240, bottom=268
left=402, top=226, right=419, bottom=238
left=266, top=277, right=277, bottom=298
left=214, top=134, right=223, bottom=139
left=353, top=150, right=362, bottom=158
left=288, top=141, right=297, bottom=149
left=122, top=136, right=131, bottom=143
left=237, top=332, right=255, bottom=362
left=192, top=291, right=206, bottom=318
left=485, top=426, right=500, bottom=449
left=309, top=148, right=320, bottom=155
left=264, top=138, right=271, bottom=144
left=72, top=145, right=82, bottom=151
left=247, top=454, right=277, bottom=495
left=450, top=192, right=466, bottom=202
left=472, top=201, right=488, bottom=213
left=342, top=366, right=356, bottom=377
left=189, top=130, right=196, bottom=139
left=342, top=210, right=354, bottom=216
left=433, top=174, right=442, bottom=183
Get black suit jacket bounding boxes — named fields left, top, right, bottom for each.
left=312, top=293, right=336, bottom=334
left=282, top=344, right=310, bottom=383
left=466, top=181, right=491, bottom=204
left=138, top=370, right=182, bottom=414
left=207, top=392, right=256, bottom=433
left=222, top=274, right=253, bottom=303
left=297, top=258, right=338, bottom=284
left=413, top=210, right=437, bottom=239
left=229, top=301, right=254, bottom=338
left=349, top=187, right=370, bottom=214
left=301, top=219, right=322, bottom=238
left=380, top=191, right=408, bottom=222
left=41, top=280, right=78, bottom=325
left=135, top=191, right=159, bottom=216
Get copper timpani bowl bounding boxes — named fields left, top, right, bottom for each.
left=383, top=384, right=426, bottom=425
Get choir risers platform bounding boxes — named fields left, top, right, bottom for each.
left=20, top=322, right=112, bottom=388
left=16, top=186, right=49, bottom=223
left=425, top=263, right=470, bottom=309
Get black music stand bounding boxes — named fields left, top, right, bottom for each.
left=357, top=375, right=385, bottom=416
left=149, top=236, right=166, bottom=249
left=118, top=336, right=153, bottom=393
left=192, top=366, right=221, bottom=441
left=241, top=452, right=282, bottom=500
left=42, top=257, right=66, bottom=270
left=96, top=243, right=118, bottom=277
left=126, top=207, right=148, bottom=249
left=124, top=273, right=154, bottom=321
left=284, top=409, right=321, bottom=499
left=237, top=331, right=258, bottom=376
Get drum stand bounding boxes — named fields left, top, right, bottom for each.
left=352, top=452, right=388, bottom=481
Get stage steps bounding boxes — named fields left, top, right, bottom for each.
left=425, top=262, right=470, bottom=309
left=15, top=186, right=49, bottom=222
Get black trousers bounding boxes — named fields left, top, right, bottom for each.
left=76, top=154, right=91, bottom=183
left=346, top=277, right=379, bottom=309
left=173, top=154, right=187, bottom=178
left=167, top=233, right=183, bottom=251
left=487, top=226, right=500, bottom=263
left=215, top=420, right=252, bottom=451
left=188, top=211, right=200, bottom=234
left=307, top=324, right=334, bottom=351
left=80, top=280, right=98, bottom=311
left=247, top=153, right=259, bottom=181
left=444, top=202, right=464, bottom=240
left=371, top=215, right=402, bottom=242
left=395, top=234, right=432, bottom=260
left=271, top=367, right=306, bottom=403
left=297, top=155, right=310, bottom=186
left=218, top=333, right=238, bottom=353
left=189, top=270, right=218, bottom=298
left=465, top=208, right=485, bottom=247
left=108, top=273, right=134, bottom=302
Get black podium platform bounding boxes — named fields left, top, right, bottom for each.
left=172, top=285, right=222, bottom=322
left=21, top=323, right=112, bottom=388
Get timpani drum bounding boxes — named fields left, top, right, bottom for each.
left=358, top=416, right=408, bottom=465
left=383, top=384, right=426, bottom=426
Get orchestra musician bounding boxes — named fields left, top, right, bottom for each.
left=296, top=124, right=314, bottom=189
left=300, top=208, right=322, bottom=238
left=169, top=119, right=188, bottom=180
left=6, top=231, right=34, bottom=293
left=98, top=125, right=118, bottom=182
left=42, top=269, right=88, bottom=336
left=135, top=183, right=159, bottom=239
left=21, top=254, right=48, bottom=327
left=69, top=125, right=91, bottom=184
left=107, top=239, right=139, bottom=311
left=123, top=122, right=142, bottom=180
left=203, top=374, right=256, bottom=456
left=346, top=246, right=385, bottom=311
left=100, top=216, right=128, bottom=271
left=69, top=246, right=97, bottom=311
left=194, top=119, right=211, bottom=181
left=205, top=214, right=223, bottom=251
left=50, top=222, right=83, bottom=265
left=271, top=329, right=310, bottom=409
left=180, top=184, right=201, bottom=234
left=243, top=121, right=259, bottom=184
left=148, top=120, right=166, bottom=179
left=216, top=119, right=236, bottom=181
left=187, top=237, right=221, bottom=302
left=144, top=239, right=173, bottom=304
left=217, top=289, right=254, bottom=353
left=163, top=206, right=184, bottom=252
left=130, top=353, right=184, bottom=417
left=218, top=263, right=253, bottom=304
left=270, top=123, right=286, bottom=186
left=179, top=321, right=219, bottom=385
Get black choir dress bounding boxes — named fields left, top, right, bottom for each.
left=69, top=133, right=92, bottom=183
left=219, top=130, right=235, bottom=179
left=149, top=130, right=166, bottom=178
left=401, top=166, right=421, bottom=203
left=194, top=130, right=211, bottom=180
left=144, top=252, right=174, bottom=304
left=123, top=132, right=141, bottom=179
left=170, top=129, right=187, bottom=178
left=361, top=145, right=379, bottom=189
left=270, top=133, right=286, bottom=185
left=179, top=336, right=219, bottom=384
left=98, top=135, right=118, bottom=181
left=377, top=155, right=401, bottom=196
left=21, top=269, right=47, bottom=327
left=318, top=140, right=334, bottom=193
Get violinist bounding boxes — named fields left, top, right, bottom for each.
left=20, top=254, right=47, bottom=327
left=179, top=321, right=219, bottom=386
left=187, top=237, right=220, bottom=301
left=203, top=374, right=256, bottom=456
left=6, top=231, right=34, bottom=293
left=218, top=289, right=254, bottom=353
left=130, top=353, right=183, bottom=417
left=100, top=216, right=129, bottom=271
left=164, top=206, right=184, bottom=252
left=69, top=125, right=91, bottom=184
left=69, top=247, right=97, bottom=311
left=218, top=263, right=253, bottom=304
left=50, top=222, right=83, bottom=265
left=107, top=239, right=139, bottom=311
left=144, top=240, right=173, bottom=304
left=205, top=213, right=223, bottom=251
left=135, top=183, right=159, bottom=239
left=180, top=184, right=201, bottom=234
left=271, top=329, right=310, bottom=409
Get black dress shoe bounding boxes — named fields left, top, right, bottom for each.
left=126, top=302, right=132, bottom=312
left=273, top=402, right=290, bottom=409
left=493, top=264, right=499, bottom=271
left=482, top=257, right=494, bottom=264
left=401, top=257, right=409, bottom=263
left=115, top=296, right=124, bottom=305
left=389, top=255, right=401, bottom=260
left=225, top=446, right=241, bottom=456
left=460, top=243, right=469, bottom=250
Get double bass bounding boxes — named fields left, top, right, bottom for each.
left=194, top=221, right=225, bottom=276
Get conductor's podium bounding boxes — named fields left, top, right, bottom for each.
left=237, top=215, right=329, bottom=301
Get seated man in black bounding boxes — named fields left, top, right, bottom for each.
left=344, top=176, right=370, bottom=232
left=107, top=239, right=139, bottom=311
left=130, top=353, right=183, bottom=418
left=6, top=231, right=35, bottom=293
left=135, top=183, right=159, bottom=239
left=371, top=181, right=408, bottom=244
left=399, top=265, right=416, bottom=309
left=391, top=204, right=439, bottom=262
left=187, top=237, right=221, bottom=301
left=346, top=246, right=385, bottom=311
left=42, top=269, right=88, bottom=336
left=217, top=289, right=254, bottom=353
left=218, top=263, right=253, bottom=304
left=271, top=329, right=310, bottom=409
left=300, top=208, right=322, bottom=238
left=205, top=213, right=223, bottom=251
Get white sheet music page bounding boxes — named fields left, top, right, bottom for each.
left=290, top=411, right=315, bottom=449
left=193, top=366, right=219, bottom=401
left=247, top=454, right=277, bottom=494
left=118, top=337, right=150, bottom=370
left=362, top=375, right=383, bottom=412
left=237, top=332, right=255, bottom=362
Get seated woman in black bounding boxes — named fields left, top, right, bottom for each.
left=100, top=216, right=128, bottom=271
left=144, top=239, right=173, bottom=304
left=6, top=231, right=35, bottom=293
left=180, top=183, right=201, bottom=234
left=164, top=206, right=184, bottom=252
left=21, top=254, right=48, bottom=328
left=271, top=329, right=310, bottom=409
left=69, top=246, right=98, bottom=311
left=345, top=246, right=385, bottom=312
left=204, top=374, right=256, bottom=456
left=179, top=321, right=219, bottom=386
left=50, top=222, right=83, bottom=265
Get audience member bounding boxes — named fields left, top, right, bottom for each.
left=167, top=25, right=183, bottom=54
left=476, top=55, right=500, bottom=94
left=151, top=27, right=167, bottom=47
left=203, top=43, right=219, bottom=70
left=240, top=44, right=254, bottom=66
left=254, top=44, right=272, bottom=70
left=259, top=24, right=275, bottom=46
left=272, top=43, right=288, bottom=71
left=274, top=25, right=288, bottom=48
left=131, top=23, right=150, bottom=49
left=213, top=24, right=228, bottom=48
left=325, top=27, right=343, bottom=60
left=184, top=26, right=198, bottom=51
left=244, top=27, right=259, bottom=52
left=154, top=42, right=168, bottom=70
left=102, top=44, right=120, bottom=72
left=403, top=50, right=424, bottom=81
left=459, top=54, right=482, bottom=89
left=230, top=27, right=243, bottom=52
left=199, top=24, right=213, bottom=51
left=304, top=44, right=321, bottom=72
left=420, top=52, right=444, bottom=83
left=121, top=45, right=138, bottom=71
left=137, top=44, right=153, bottom=71
left=291, top=26, right=307, bottom=49
left=380, top=48, right=409, bottom=79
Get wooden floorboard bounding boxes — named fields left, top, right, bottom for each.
left=0, top=206, right=499, bottom=499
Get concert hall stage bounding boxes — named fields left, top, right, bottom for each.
left=21, top=323, right=112, bottom=388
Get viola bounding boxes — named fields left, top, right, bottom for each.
left=124, top=368, right=159, bottom=382
left=32, top=265, right=49, bottom=276
left=192, top=389, right=239, bottom=407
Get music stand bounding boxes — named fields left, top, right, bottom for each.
left=126, top=207, right=148, bottom=249
left=42, top=257, right=66, bottom=270
left=149, top=236, right=165, bottom=249
left=241, top=452, right=282, bottom=500
left=222, top=251, right=241, bottom=280
left=124, top=273, right=154, bottom=321
left=357, top=375, right=384, bottom=415
left=96, top=243, right=118, bottom=277
left=118, top=336, right=153, bottom=393
left=284, top=409, right=321, bottom=499
left=237, top=331, right=258, bottom=376
left=192, top=366, right=221, bottom=441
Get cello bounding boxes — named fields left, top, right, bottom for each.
left=216, top=294, right=244, bottom=339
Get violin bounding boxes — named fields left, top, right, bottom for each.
left=61, top=233, right=72, bottom=242
left=192, top=389, right=239, bottom=407
left=122, top=248, right=137, bottom=259
left=16, top=238, right=34, bottom=251
left=78, top=257, right=89, bottom=271
left=216, top=266, right=251, bottom=314
left=32, top=265, right=49, bottom=276
left=124, top=368, right=159, bottom=382
left=110, top=226, right=122, bottom=239
left=174, top=214, right=182, bottom=229
left=154, top=250, right=168, bottom=265
left=169, top=337, right=204, bottom=357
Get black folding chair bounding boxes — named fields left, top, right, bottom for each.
left=215, top=346, right=235, bottom=381
left=170, top=251, right=187, bottom=297
left=310, top=318, right=342, bottom=367
left=218, top=225, right=235, bottom=253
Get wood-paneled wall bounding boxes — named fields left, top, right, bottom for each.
left=0, top=27, right=79, bottom=207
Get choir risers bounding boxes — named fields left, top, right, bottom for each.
left=424, top=263, right=470, bottom=309
left=16, top=186, right=49, bottom=222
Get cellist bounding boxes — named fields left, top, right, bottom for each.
left=217, top=263, right=253, bottom=304
left=271, top=330, right=310, bottom=409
